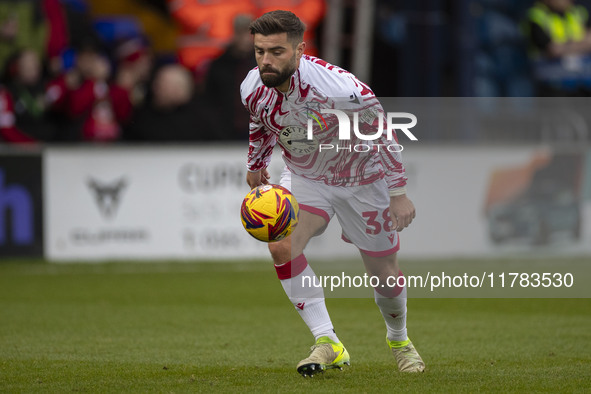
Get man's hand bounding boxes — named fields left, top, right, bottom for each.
left=390, top=194, right=416, bottom=232
left=246, top=169, right=270, bottom=189
left=547, top=30, right=591, bottom=57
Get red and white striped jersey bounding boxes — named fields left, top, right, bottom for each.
left=240, top=55, right=407, bottom=189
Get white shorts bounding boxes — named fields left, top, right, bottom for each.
left=279, top=169, right=399, bottom=257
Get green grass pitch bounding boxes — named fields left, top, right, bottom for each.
left=0, top=259, right=590, bottom=393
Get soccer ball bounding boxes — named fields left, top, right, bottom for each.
left=240, top=184, right=299, bottom=242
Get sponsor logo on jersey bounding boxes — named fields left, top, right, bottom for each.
left=279, top=125, right=319, bottom=156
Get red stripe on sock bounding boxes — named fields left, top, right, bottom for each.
left=376, top=270, right=405, bottom=298
left=274, top=254, right=308, bottom=280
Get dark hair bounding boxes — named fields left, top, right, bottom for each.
left=249, top=10, right=305, bottom=44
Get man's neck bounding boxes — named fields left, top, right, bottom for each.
left=277, top=79, right=290, bottom=93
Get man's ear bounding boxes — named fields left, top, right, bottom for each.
left=296, top=41, right=306, bottom=59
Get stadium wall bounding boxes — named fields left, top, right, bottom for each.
left=1, top=145, right=590, bottom=261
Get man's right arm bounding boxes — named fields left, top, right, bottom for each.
left=245, top=111, right=277, bottom=184
left=246, top=168, right=271, bottom=189
left=241, top=72, right=276, bottom=188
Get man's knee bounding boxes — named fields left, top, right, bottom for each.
left=268, top=237, right=292, bottom=264
left=361, top=251, right=399, bottom=279
left=268, top=211, right=326, bottom=264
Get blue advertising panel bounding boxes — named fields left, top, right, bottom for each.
left=0, top=154, right=43, bottom=257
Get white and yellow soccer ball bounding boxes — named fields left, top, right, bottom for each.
left=240, top=184, right=299, bottom=242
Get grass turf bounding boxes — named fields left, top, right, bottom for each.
left=0, top=259, right=590, bottom=393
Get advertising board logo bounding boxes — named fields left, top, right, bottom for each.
left=87, top=177, right=128, bottom=219
left=0, top=169, right=33, bottom=245
left=71, top=176, right=148, bottom=245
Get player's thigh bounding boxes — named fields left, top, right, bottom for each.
left=267, top=210, right=329, bottom=264
left=289, top=174, right=334, bottom=253
left=290, top=209, right=329, bottom=256
left=335, top=181, right=399, bottom=256
left=270, top=170, right=330, bottom=262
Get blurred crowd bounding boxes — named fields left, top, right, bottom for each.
left=472, top=0, right=591, bottom=97
left=2, top=0, right=591, bottom=145
left=0, top=0, right=325, bottom=144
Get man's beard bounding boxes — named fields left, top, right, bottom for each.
left=259, top=62, right=297, bottom=88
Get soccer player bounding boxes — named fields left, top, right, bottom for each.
left=240, top=10, right=425, bottom=376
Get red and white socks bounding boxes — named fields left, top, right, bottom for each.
left=374, top=274, right=408, bottom=342
left=274, top=254, right=407, bottom=344
left=274, top=254, right=340, bottom=343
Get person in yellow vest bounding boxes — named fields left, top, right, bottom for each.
left=525, top=0, right=591, bottom=59
left=524, top=0, right=591, bottom=95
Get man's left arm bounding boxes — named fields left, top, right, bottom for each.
left=363, top=100, right=415, bottom=231
left=389, top=192, right=416, bottom=232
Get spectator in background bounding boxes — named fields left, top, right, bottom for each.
left=45, top=43, right=95, bottom=141
left=166, top=0, right=255, bottom=84
left=524, top=0, right=591, bottom=95
left=255, top=0, right=326, bottom=57
left=66, top=46, right=133, bottom=142
left=114, top=36, right=154, bottom=108
left=205, top=14, right=256, bottom=140
left=45, top=68, right=77, bottom=142
left=525, top=0, right=591, bottom=59
left=43, top=0, right=69, bottom=76
left=0, top=0, right=69, bottom=74
left=0, top=85, right=36, bottom=143
left=125, top=64, right=212, bottom=141
left=0, top=0, right=47, bottom=72
left=0, top=48, right=55, bottom=142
